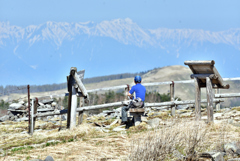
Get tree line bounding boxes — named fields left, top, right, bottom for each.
left=0, top=69, right=156, bottom=96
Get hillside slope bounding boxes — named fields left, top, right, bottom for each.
left=1, top=65, right=240, bottom=107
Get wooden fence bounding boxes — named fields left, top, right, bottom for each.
left=29, top=77, right=240, bottom=135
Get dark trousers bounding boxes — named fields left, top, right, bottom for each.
left=121, top=101, right=144, bottom=122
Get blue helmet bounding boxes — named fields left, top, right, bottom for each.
left=134, top=75, right=142, bottom=83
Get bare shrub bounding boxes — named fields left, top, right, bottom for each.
left=129, top=120, right=209, bottom=161
left=180, top=121, right=209, bottom=159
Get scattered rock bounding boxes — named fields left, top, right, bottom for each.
left=19, top=101, right=25, bottom=105
left=199, top=151, right=224, bottom=161
left=180, top=112, right=192, bottom=117
left=16, top=117, right=28, bottom=122
left=44, top=155, right=54, bottom=161
left=146, top=118, right=161, bottom=128
left=176, top=105, right=189, bottom=110
left=0, top=115, right=9, bottom=122
left=51, top=102, right=57, bottom=107
left=135, top=121, right=141, bottom=126
left=47, top=116, right=53, bottom=120
left=29, top=156, right=54, bottom=161
left=9, top=103, right=25, bottom=110
left=224, top=142, right=240, bottom=155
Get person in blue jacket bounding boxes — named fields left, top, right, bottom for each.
left=121, top=75, right=146, bottom=123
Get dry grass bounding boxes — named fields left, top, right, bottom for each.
left=128, top=120, right=209, bottom=161
left=0, top=116, right=240, bottom=161
left=128, top=119, right=240, bottom=161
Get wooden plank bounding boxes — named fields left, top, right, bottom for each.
left=37, top=109, right=54, bottom=112
left=72, top=70, right=88, bottom=98
left=77, top=102, right=124, bottom=112
left=191, top=65, right=213, bottom=74
left=184, top=60, right=215, bottom=66
left=215, top=93, right=240, bottom=98
left=174, top=99, right=223, bottom=105
left=145, top=102, right=175, bottom=107
left=34, top=111, right=61, bottom=117
left=194, top=77, right=201, bottom=121
left=129, top=108, right=145, bottom=113
left=8, top=109, right=27, bottom=112
left=206, top=77, right=214, bottom=123
left=77, top=69, right=85, bottom=82
left=212, top=66, right=230, bottom=89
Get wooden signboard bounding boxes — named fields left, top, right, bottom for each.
left=184, top=60, right=230, bottom=123
left=184, top=60, right=230, bottom=89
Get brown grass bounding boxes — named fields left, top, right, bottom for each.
left=1, top=117, right=240, bottom=161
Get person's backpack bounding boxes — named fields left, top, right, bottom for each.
left=132, top=97, right=143, bottom=108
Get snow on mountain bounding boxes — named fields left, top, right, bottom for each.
left=0, top=18, right=239, bottom=50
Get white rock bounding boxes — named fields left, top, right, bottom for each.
left=9, top=103, right=25, bottom=110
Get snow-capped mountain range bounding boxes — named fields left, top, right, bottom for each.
left=1, top=18, right=239, bottom=49
left=0, top=18, right=240, bottom=86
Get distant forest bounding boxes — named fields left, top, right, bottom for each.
left=0, top=70, right=152, bottom=96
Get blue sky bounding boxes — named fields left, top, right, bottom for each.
left=0, top=0, right=240, bottom=86
left=1, top=0, right=240, bottom=31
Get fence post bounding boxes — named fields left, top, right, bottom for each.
left=215, top=88, right=220, bottom=111
left=70, top=85, right=77, bottom=129
left=170, top=81, right=175, bottom=116
left=67, top=76, right=72, bottom=129
left=28, top=85, right=31, bottom=134
left=30, top=99, right=34, bottom=135
left=194, top=77, right=201, bottom=121
left=78, top=97, right=84, bottom=125
left=206, top=77, right=214, bottom=123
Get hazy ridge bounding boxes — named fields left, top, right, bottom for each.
left=1, top=65, right=240, bottom=107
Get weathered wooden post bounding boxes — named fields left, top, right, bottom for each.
left=30, top=99, right=34, bottom=135
left=30, top=98, right=38, bottom=135
left=206, top=77, right=214, bottom=122
left=67, top=71, right=74, bottom=129
left=170, top=81, right=175, bottom=116
left=194, top=77, right=201, bottom=121
left=67, top=68, right=88, bottom=129
left=27, top=85, right=31, bottom=134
